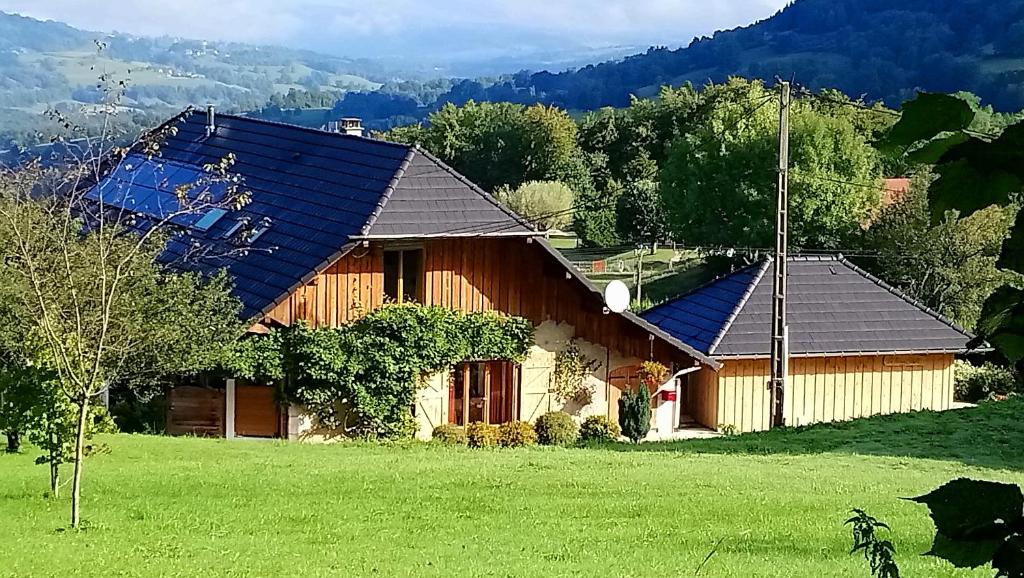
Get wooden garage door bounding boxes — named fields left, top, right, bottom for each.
left=234, top=385, right=280, bottom=438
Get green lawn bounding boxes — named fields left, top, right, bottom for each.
left=3, top=402, right=1024, bottom=577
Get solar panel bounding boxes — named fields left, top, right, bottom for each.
left=193, top=208, right=228, bottom=232
left=87, top=154, right=231, bottom=230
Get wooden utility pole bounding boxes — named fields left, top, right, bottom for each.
left=634, top=246, right=645, bottom=303
left=768, top=81, right=790, bottom=428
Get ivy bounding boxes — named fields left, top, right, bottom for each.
left=224, top=304, right=533, bottom=439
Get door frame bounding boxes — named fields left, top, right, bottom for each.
left=449, top=361, right=521, bottom=425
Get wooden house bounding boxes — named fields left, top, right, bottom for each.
left=641, top=256, right=976, bottom=433
left=92, top=110, right=717, bottom=440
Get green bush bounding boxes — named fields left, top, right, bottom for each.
left=431, top=424, right=466, bottom=445
left=579, top=415, right=621, bottom=443
left=618, top=385, right=651, bottom=443
left=497, top=420, right=537, bottom=448
left=955, top=360, right=1019, bottom=403
left=466, top=422, right=499, bottom=448
left=534, top=411, right=578, bottom=446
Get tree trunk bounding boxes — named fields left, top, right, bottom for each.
left=49, top=424, right=59, bottom=498
left=5, top=430, right=19, bottom=453
left=70, top=397, right=90, bottom=528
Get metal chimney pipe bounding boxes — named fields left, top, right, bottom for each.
left=206, top=105, right=216, bottom=137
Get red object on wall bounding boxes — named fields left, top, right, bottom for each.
left=660, top=390, right=677, bottom=402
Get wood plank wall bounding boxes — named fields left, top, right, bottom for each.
left=263, top=238, right=685, bottom=365
left=708, top=353, right=956, bottom=433
left=686, top=368, right=719, bottom=430
left=785, top=353, right=955, bottom=428
left=166, top=386, right=225, bottom=437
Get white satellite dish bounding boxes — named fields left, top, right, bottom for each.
left=604, top=280, right=631, bottom=313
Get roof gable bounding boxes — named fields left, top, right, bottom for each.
left=365, top=150, right=534, bottom=238
left=642, top=256, right=975, bottom=358
left=641, top=261, right=768, bottom=355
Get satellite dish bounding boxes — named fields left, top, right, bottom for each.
left=604, top=280, right=631, bottom=313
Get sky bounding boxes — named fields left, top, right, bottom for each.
left=3, top=0, right=788, bottom=61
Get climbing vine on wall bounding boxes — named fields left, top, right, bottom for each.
left=552, top=341, right=599, bottom=406
left=224, top=304, right=534, bottom=439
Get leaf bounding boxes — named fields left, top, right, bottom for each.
left=906, top=131, right=971, bottom=164
left=929, top=159, right=1022, bottom=223
left=977, top=287, right=1024, bottom=363
left=910, top=478, right=1024, bottom=543
left=879, top=93, right=976, bottom=152
left=992, top=535, right=1024, bottom=577
left=924, top=532, right=1001, bottom=569
left=998, top=211, right=1024, bottom=275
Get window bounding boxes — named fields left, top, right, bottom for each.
left=383, top=248, right=424, bottom=303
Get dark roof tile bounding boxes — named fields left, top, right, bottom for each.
left=642, top=256, right=974, bottom=358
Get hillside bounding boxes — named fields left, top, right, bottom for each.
left=509, top=0, right=1024, bottom=111
left=0, top=11, right=385, bottom=147
left=252, top=0, right=1024, bottom=132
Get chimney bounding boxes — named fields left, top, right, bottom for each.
left=327, top=117, right=363, bottom=137
left=205, top=105, right=216, bottom=137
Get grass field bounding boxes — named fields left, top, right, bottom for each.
left=3, top=402, right=1023, bottom=577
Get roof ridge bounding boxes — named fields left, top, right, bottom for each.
left=412, top=146, right=536, bottom=231
left=707, top=258, right=773, bottom=356
left=215, top=112, right=413, bottom=151
left=836, top=256, right=977, bottom=341
left=360, top=147, right=417, bottom=236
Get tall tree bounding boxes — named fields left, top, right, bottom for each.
left=861, top=171, right=1019, bottom=330
left=0, top=71, right=247, bottom=526
left=660, top=79, right=882, bottom=250
left=878, top=92, right=1024, bottom=362
left=495, top=181, right=575, bottom=231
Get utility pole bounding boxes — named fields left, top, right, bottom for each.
left=634, top=245, right=645, bottom=304
left=769, top=81, right=790, bottom=428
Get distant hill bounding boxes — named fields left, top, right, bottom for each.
left=502, top=0, right=1024, bottom=111
left=0, top=11, right=388, bottom=147
left=255, top=0, right=1024, bottom=132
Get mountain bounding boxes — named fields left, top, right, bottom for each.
left=496, top=0, right=1024, bottom=111
left=256, top=0, right=1024, bottom=133
left=0, top=11, right=399, bottom=147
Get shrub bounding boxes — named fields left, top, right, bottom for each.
left=497, top=420, right=537, bottom=448
left=954, top=360, right=1019, bottom=403
left=465, top=422, right=499, bottom=448
left=534, top=411, right=579, bottom=446
left=579, top=415, right=621, bottom=443
left=431, top=424, right=466, bottom=445
left=618, top=385, right=651, bottom=443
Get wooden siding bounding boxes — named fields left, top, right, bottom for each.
left=166, top=386, right=224, bottom=437
left=262, top=238, right=685, bottom=365
left=687, top=368, right=719, bottom=430
left=785, top=354, right=955, bottom=428
left=715, top=359, right=773, bottom=433
left=703, top=353, right=956, bottom=433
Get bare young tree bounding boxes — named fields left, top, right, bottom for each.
left=0, top=44, right=249, bottom=527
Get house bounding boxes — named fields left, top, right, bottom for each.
left=641, top=256, right=976, bottom=433
left=90, top=109, right=717, bottom=440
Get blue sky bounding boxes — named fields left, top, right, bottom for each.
left=5, top=0, right=788, bottom=59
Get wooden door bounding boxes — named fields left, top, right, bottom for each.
left=450, top=361, right=519, bottom=425
left=234, top=385, right=280, bottom=438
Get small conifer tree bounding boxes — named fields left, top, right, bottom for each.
left=618, top=384, right=651, bottom=443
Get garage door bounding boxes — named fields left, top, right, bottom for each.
left=234, top=385, right=280, bottom=438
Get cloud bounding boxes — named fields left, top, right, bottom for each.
left=4, top=0, right=788, bottom=57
